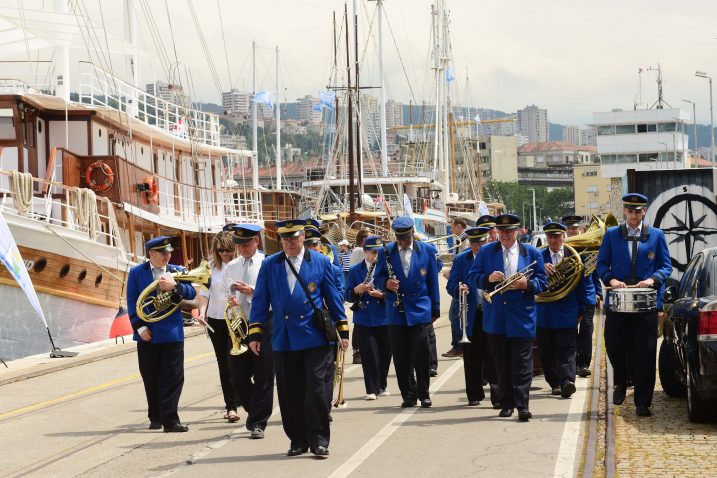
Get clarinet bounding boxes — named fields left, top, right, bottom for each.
left=382, top=243, right=405, bottom=313
left=350, top=261, right=377, bottom=312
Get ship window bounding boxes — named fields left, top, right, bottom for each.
left=0, top=109, right=14, bottom=139
left=78, top=269, right=87, bottom=281
left=37, top=121, right=42, bottom=133
left=59, top=264, right=70, bottom=278
left=98, top=128, right=102, bottom=138
left=95, top=273, right=103, bottom=287
left=33, top=258, right=47, bottom=273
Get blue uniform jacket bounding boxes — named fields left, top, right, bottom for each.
left=596, top=223, right=672, bottom=309
left=446, top=248, right=479, bottom=336
left=468, top=241, right=547, bottom=338
left=249, top=248, right=348, bottom=352
left=333, top=262, right=346, bottom=302
left=346, top=261, right=388, bottom=327
left=373, top=240, right=440, bottom=326
left=537, top=248, right=587, bottom=329
left=127, top=262, right=197, bottom=343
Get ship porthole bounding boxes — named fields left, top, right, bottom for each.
left=78, top=269, right=87, bottom=282
left=33, top=258, right=47, bottom=273
left=59, top=264, right=70, bottom=278
left=95, top=273, right=103, bottom=287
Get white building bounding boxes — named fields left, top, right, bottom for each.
left=385, top=100, right=403, bottom=128
left=297, top=95, right=322, bottom=125
left=563, top=125, right=597, bottom=146
left=517, top=105, right=548, bottom=143
left=222, top=89, right=251, bottom=119
left=146, top=81, right=189, bottom=107
left=593, top=108, right=690, bottom=178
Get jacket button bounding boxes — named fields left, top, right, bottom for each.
left=504, top=301, right=507, bottom=305
left=284, top=315, right=288, bottom=320
left=300, top=315, right=304, bottom=319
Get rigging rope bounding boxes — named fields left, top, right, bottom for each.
left=9, top=170, right=33, bottom=215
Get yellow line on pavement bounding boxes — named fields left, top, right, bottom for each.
left=0, top=352, right=214, bottom=421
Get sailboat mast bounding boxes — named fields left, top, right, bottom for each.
left=345, top=5, right=356, bottom=214
left=251, top=40, right=259, bottom=191
left=432, top=4, right=441, bottom=175
left=54, top=0, right=70, bottom=103
left=377, top=0, right=388, bottom=177
left=442, top=5, right=452, bottom=200
left=354, top=0, right=363, bottom=196
left=276, top=46, right=281, bottom=190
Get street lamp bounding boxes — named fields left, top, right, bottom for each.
left=682, top=99, right=698, bottom=153
left=695, top=71, right=714, bottom=162
left=527, top=187, right=537, bottom=231
left=658, top=141, right=668, bottom=168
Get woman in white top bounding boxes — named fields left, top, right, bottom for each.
left=198, top=231, right=240, bottom=423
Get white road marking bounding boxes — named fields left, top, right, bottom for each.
left=553, top=377, right=589, bottom=478
left=328, top=359, right=464, bottom=478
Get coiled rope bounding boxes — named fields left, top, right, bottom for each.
left=9, top=170, right=33, bottom=215
left=74, top=187, right=99, bottom=240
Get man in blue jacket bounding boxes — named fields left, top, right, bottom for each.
left=447, top=226, right=498, bottom=406
left=247, top=219, right=348, bottom=457
left=127, top=236, right=197, bottom=433
left=346, top=236, right=391, bottom=400
left=468, top=214, right=547, bottom=421
left=374, top=217, right=440, bottom=408
left=597, top=193, right=672, bottom=417
left=536, top=222, right=586, bottom=399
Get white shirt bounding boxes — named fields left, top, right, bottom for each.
left=363, top=259, right=376, bottom=286
left=151, top=265, right=167, bottom=280
left=221, top=252, right=265, bottom=316
left=200, top=263, right=231, bottom=320
left=501, top=241, right=520, bottom=277
left=284, top=247, right=305, bottom=293
left=399, top=243, right=413, bottom=277
left=627, top=222, right=643, bottom=260
left=549, top=247, right=564, bottom=265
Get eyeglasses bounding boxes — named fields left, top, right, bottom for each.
left=217, top=248, right=233, bottom=253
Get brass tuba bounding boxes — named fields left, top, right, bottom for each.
left=137, top=261, right=211, bottom=322
left=566, top=213, right=616, bottom=277
left=224, top=300, right=249, bottom=355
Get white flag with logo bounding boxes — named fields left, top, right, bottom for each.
left=0, top=212, right=48, bottom=327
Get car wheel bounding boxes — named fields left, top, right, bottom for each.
left=658, top=341, right=686, bottom=398
left=686, top=363, right=716, bottom=423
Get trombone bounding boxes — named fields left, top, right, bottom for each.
left=459, top=282, right=470, bottom=344
left=483, top=260, right=537, bottom=304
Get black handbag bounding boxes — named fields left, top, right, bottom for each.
left=285, top=255, right=339, bottom=342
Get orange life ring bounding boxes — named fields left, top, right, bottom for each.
left=143, top=175, right=159, bottom=205
left=84, top=161, right=114, bottom=192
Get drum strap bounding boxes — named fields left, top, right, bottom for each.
left=629, top=238, right=639, bottom=284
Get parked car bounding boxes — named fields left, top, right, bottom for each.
left=659, top=246, right=717, bottom=423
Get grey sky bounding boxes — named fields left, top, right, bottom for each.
left=3, top=0, right=717, bottom=126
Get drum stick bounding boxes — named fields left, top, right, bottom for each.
left=604, top=284, right=640, bottom=291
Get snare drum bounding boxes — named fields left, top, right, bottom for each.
left=608, top=288, right=657, bottom=313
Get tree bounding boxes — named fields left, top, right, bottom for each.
left=483, top=181, right=574, bottom=227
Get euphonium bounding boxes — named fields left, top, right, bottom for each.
left=332, top=347, right=347, bottom=408
left=224, top=300, right=249, bottom=356
left=535, top=244, right=584, bottom=303
left=565, top=213, right=616, bottom=277
left=137, top=261, right=211, bottom=322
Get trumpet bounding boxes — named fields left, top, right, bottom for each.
left=224, top=299, right=249, bottom=356
left=459, top=282, right=470, bottom=344
left=483, top=260, right=537, bottom=304
left=332, top=347, right=347, bottom=408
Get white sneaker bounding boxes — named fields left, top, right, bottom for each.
left=379, top=388, right=390, bottom=397
left=365, top=393, right=377, bottom=400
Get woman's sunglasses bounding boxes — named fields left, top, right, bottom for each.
left=217, top=248, right=233, bottom=253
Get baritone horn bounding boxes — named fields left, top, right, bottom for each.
left=137, top=261, right=211, bottom=322
left=224, top=299, right=249, bottom=355
left=483, top=261, right=537, bottom=304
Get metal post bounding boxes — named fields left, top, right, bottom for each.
left=683, top=99, right=698, bottom=153
left=696, top=71, right=714, bottom=162
left=251, top=41, right=259, bottom=191
left=528, top=187, right=537, bottom=231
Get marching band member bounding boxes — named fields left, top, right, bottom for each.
left=536, top=222, right=586, bottom=399
left=476, top=214, right=498, bottom=242
left=468, top=214, right=547, bottom=421
left=446, top=226, right=498, bottom=406
left=442, top=218, right=468, bottom=359
left=563, top=214, right=601, bottom=378
left=346, top=236, right=391, bottom=400
left=127, top=236, right=196, bottom=433
left=221, top=224, right=273, bottom=439
left=248, top=219, right=348, bottom=457
left=349, top=229, right=370, bottom=364
left=597, top=194, right=672, bottom=417
left=374, top=217, right=441, bottom=408
left=197, top=231, right=240, bottom=423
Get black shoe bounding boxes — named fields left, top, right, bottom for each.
left=492, top=403, right=502, bottom=410
left=499, top=408, right=514, bottom=417
left=352, top=350, right=362, bottom=364
left=164, top=423, right=189, bottom=433
left=551, top=386, right=562, bottom=396
left=287, top=445, right=308, bottom=457
left=467, top=400, right=480, bottom=406
left=518, top=409, right=532, bottom=422
left=429, top=369, right=438, bottom=377
left=420, top=398, right=432, bottom=408
left=636, top=406, right=652, bottom=417
left=626, top=378, right=633, bottom=388
left=312, top=445, right=329, bottom=457
left=250, top=427, right=265, bottom=439
left=577, top=367, right=591, bottom=378
left=328, top=414, right=333, bottom=422
left=561, top=381, right=576, bottom=398
left=613, top=385, right=626, bottom=405
left=149, top=421, right=162, bottom=430
left=401, top=400, right=417, bottom=408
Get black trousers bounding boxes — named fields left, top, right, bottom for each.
left=390, top=324, right=431, bottom=402
left=352, top=325, right=360, bottom=349
left=428, top=324, right=438, bottom=371
left=488, top=334, right=533, bottom=411
left=137, top=341, right=184, bottom=426
left=605, top=310, right=658, bottom=407
left=325, top=345, right=337, bottom=411
left=461, top=311, right=498, bottom=403
left=207, top=317, right=239, bottom=412
left=577, top=305, right=596, bottom=369
left=275, top=346, right=333, bottom=450
left=233, top=324, right=275, bottom=431
left=536, top=327, right=577, bottom=389
left=356, top=324, right=392, bottom=395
